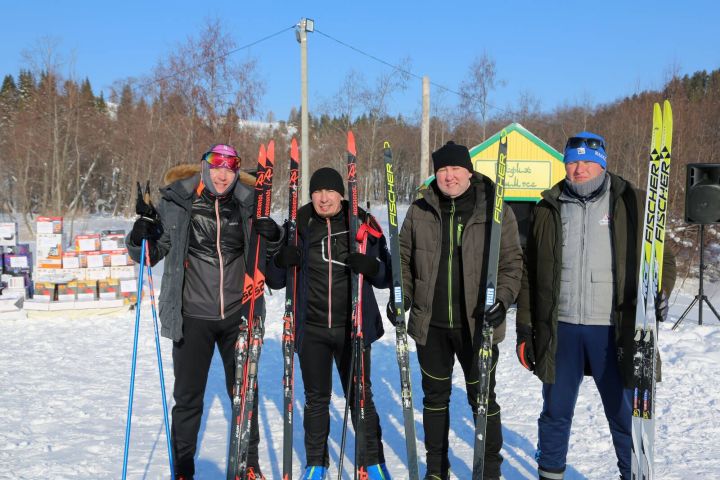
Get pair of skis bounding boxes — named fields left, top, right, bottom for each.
left=227, top=141, right=275, bottom=480
left=338, top=131, right=370, bottom=479
left=282, top=139, right=300, bottom=480
left=631, top=100, right=673, bottom=480
left=382, top=142, right=421, bottom=480
left=472, top=129, right=508, bottom=480
left=337, top=134, right=421, bottom=479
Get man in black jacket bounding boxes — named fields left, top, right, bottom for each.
left=127, top=144, right=282, bottom=480
left=267, top=167, right=393, bottom=480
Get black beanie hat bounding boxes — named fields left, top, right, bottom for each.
left=432, top=141, right=473, bottom=173
left=310, top=167, right=345, bottom=196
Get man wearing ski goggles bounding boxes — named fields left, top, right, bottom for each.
left=516, top=130, right=676, bottom=480
left=565, top=136, right=606, bottom=151
left=203, top=151, right=240, bottom=172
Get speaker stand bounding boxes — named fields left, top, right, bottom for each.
left=672, top=224, right=720, bottom=330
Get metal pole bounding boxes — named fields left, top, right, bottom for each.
left=699, top=223, right=705, bottom=325
left=421, top=76, right=430, bottom=181
left=296, top=18, right=314, bottom=205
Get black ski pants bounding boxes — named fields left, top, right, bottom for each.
left=298, top=322, right=385, bottom=467
left=416, top=324, right=503, bottom=478
left=172, top=313, right=260, bottom=477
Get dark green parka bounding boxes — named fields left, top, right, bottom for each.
left=400, top=173, right=523, bottom=346
left=516, top=172, right=677, bottom=386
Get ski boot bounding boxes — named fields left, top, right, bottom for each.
left=301, top=465, right=328, bottom=480
left=367, top=463, right=392, bottom=479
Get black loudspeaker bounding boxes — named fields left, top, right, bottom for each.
left=685, top=163, right=720, bottom=224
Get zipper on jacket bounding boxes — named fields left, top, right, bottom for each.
left=215, top=198, right=225, bottom=319
left=326, top=218, right=332, bottom=328
left=579, top=202, right=587, bottom=324
left=448, top=200, right=455, bottom=328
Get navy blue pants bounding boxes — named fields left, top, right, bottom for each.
left=537, top=323, right=632, bottom=480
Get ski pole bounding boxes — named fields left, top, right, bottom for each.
left=122, top=238, right=147, bottom=479
left=145, top=241, right=174, bottom=478
left=337, top=343, right=356, bottom=480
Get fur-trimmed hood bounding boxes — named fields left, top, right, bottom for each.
left=163, top=163, right=256, bottom=187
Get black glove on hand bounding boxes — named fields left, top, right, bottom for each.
left=130, top=218, right=163, bottom=245
left=131, top=181, right=163, bottom=245
left=255, top=217, right=281, bottom=242
left=386, top=296, right=411, bottom=325
left=345, top=252, right=379, bottom=277
left=483, top=300, right=506, bottom=328
left=655, top=290, right=669, bottom=323
left=275, top=245, right=302, bottom=268
left=516, top=324, right=535, bottom=371
left=136, top=181, right=160, bottom=221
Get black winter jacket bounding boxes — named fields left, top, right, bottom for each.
left=266, top=201, right=392, bottom=353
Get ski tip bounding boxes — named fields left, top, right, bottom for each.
left=257, top=144, right=267, bottom=168
left=266, top=140, right=275, bottom=164
left=347, top=131, right=356, bottom=156
left=383, top=140, right=391, bottom=150
left=500, top=129, right=508, bottom=144
left=291, top=137, right=299, bottom=160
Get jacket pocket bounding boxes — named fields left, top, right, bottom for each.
left=590, top=270, right=614, bottom=318
left=558, top=267, right=574, bottom=317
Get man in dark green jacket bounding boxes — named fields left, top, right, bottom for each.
left=515, top=132, right=676, bottom=480
left=398, top=141, right=523, bottom=479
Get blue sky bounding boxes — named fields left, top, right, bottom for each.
left=2, top=1, right=719, bottom=122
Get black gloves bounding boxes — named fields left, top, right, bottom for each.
left=386, top=296, right=412, bottom=325
left=255, top=217, right=281, bottom=242
left=275, top=245, right=302, bottom=268
left=345, top=252, right=379, bottom=277
left=655, top=290, right=669, bottom=323
left=130, top=182, right=163, bottom=245
left=516, top=324, right=535, bottom=371
left=130, top=219, right=163, bottom=245
left=483, top=300, right=506, bottom=328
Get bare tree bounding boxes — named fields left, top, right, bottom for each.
left=459, top=52, right=504, bottom=141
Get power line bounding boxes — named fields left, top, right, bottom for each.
left=136, top=25, right=296, bottom=92
left=314, top=28, right=517, bottom=118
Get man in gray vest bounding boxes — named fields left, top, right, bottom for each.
left=515, top=132, right=676, bottom=480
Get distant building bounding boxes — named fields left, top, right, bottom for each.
left=470, top=122, right=565, bottom=202
left=470, top=123, right=566, bottom=247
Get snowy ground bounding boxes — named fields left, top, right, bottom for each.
left=1, top=212, right=720, bottom=479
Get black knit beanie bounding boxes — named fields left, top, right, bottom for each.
left=432, top=141, right=473, bottom=173
left=310, top=167, right=345, bottom=196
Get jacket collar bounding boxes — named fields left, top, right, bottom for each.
left=542, top=171, right=629, bottom=211
left=421, top=172, right=491, bottom=223
left=161, top=172, right=254, bottom=210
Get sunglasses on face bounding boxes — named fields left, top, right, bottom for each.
left=566, top=137, right=605, bottom=150
left=204, top=152, right=240, bottom=171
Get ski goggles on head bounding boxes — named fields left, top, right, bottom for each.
left=203, top=152, right=240, bottom=171
left=565, top=136, right=606, bottom=151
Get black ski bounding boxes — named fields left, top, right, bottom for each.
left=383, top=142, right=420, bottom=480
left=338, top=131, right=367, bottom=480
left=282, top=138, right=300, bottom=480
left=472, top=129, right=508, bottom=480
left=228, top=141, right=275, bottom=480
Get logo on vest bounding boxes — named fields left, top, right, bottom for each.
left=599, top=213, right=611, bottom=226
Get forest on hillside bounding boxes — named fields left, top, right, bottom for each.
left=1, top=23, right=719, bottom=276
